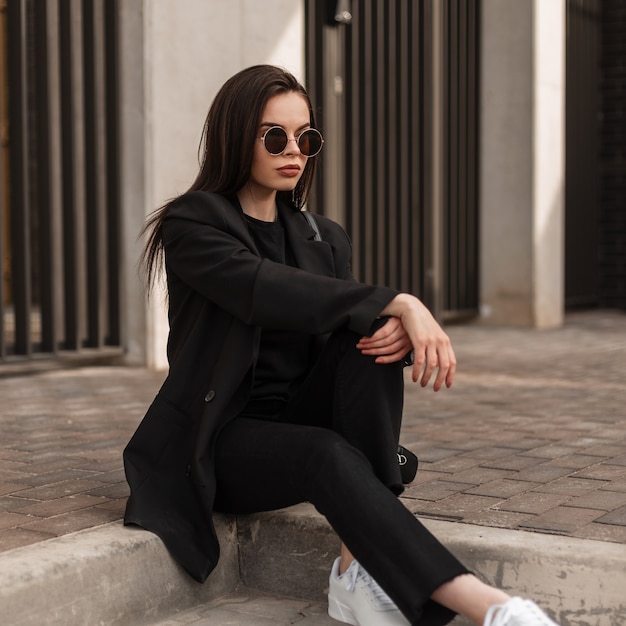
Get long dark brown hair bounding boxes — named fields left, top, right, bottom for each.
left=141, top=65, right=319, bottom=288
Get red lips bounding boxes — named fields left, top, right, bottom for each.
left=276, top=165, right=301, bottom=177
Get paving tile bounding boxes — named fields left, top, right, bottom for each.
left=0, top=527, right=55, bottom=551
left=580, top=444, right=626, bottom=457
left=572, top=464, right=626, bottom=481
left=595, top=505, right=626, bottom=526
left=457, top=446, right=518, bottom=461
left=514, top=465, right=573, bottom=483
left=495, top=492, right=572, bottom=515
left=12, top=468, right=99, bottom=487
left=461, top=510, right=535, bottom=530
left=21, top=504, right=122, bottom=536
left=88, top=469, right=127, bottom=484
left=404, top=499, right=463, bottom=521
left=448, top=467, right=514, bottom=485
left=0, top=511, right=35, bottom=530
left=13, top=479, right=106, bottom=501
left=11, top=494, right=111, bottom=517
left=0, top=495, right=39, bottom=512
left=498, top=438, right=556, bottom=451
left=520, top=444, right=581, bottom=459
left=414, top=447, right=464, bottom=463
left=86, top=482, right=130, bottom=499
left=567, top=490, right=626, bottom=511
left=95, top=499, right=126, bottom=516
left=407, top=470, right=451, bottom=485
left=427, top=456, right=482, bottom=473
left=534, top=477, right=610, bottom=496
left=574, top=523, right=626, bottom=543
left=480, top=455, right=548, bottom=471
left=404, top=480, right=475, bottom=502
left=518, top=506, right=604, bottom=534
left=466, top=479, right=539, bottom=498
left=0, top=483, right=29, bottom=497
left=543, top=454, right=605, bottom=470
left=408, top=493, right=502, bottom=518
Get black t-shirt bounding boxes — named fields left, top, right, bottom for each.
left=240, top=213, right=313, bottom=418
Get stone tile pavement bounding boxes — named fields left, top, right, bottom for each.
left=0, top=310, right=624, bottom=553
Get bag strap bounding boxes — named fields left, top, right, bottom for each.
left=302, top=210, right=322, bottom=242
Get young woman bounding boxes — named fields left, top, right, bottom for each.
left=123, top=65, right=561, bottom=626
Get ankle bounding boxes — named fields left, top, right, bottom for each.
left=339, top=544, right=355, bottom=575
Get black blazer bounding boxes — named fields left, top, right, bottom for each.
left=123, top=191, right=398, bottom=582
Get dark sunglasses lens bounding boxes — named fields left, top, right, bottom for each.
left=263, top=127, right=288, bottom=154
left=298, top=129, right=323, bottom=156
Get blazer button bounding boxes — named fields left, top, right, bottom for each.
left=204, top=390, right=216, bottom=402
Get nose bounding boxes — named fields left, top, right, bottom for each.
left=283, top=137, right=302, bottom=156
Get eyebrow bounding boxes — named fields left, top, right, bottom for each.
left=259, top=121, right=311, bottom=132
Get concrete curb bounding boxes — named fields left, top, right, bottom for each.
left=238, top=503, right=626, bottom=626
left=0, top=517, right=239, bottom=626
left=1, top=505, right=625, bottom=626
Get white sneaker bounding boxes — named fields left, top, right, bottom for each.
left=484, top=597, right=561, bottom=626
left=327, top=557, right=410, bottom=626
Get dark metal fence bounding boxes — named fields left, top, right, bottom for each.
left=565, top=0, right=601, bottom=307
left=305, top=0, right=480, bottom=318
left=599, top=0, right=626, bottom=308
left=442, top=0, right=480, bottom=318
left=0, top=0, right=121, bottom=364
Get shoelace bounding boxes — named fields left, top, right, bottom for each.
left=343, top=561, right=398, bottom=611
left=484, top=598, right=558, bottom=626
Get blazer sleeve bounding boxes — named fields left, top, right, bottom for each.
left=162, top=193, right=398, bottom=337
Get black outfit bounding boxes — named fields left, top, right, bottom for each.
left=123, top=191, right=468, bottom=626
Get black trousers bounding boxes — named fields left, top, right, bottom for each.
left=213, top=328, right=469, bottom=626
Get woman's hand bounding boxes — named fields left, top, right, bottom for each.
left=356, top=316, right=412, bottom=365
left=379, top=294, right=456, bottom=391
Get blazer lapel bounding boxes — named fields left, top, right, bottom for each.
left=279, top=203, right=336, bottom=277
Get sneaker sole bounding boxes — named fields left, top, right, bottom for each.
left=328, top=594, right=359, bottom=625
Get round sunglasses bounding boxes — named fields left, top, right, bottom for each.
left=260, top=126, right=324, bottom=157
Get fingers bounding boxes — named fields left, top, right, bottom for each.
left=357, top=317, right=410, bottom=361
left=412, top=339, right=456, bottom=390
left=357, top=317, right=402, bottom=349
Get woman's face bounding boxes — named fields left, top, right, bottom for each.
left=248, top=91, right=312, bottom=198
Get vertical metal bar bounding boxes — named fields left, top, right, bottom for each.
left=410, top=1, right=422, bottom=298
left=397, top=0, right=410, bottom=293
left=362, top=0, right=374, bottom=285
left=386, top=0, right=398, bottom=289
left=46, top=0, right=65, bottom=351
left=82, top=0, right=100, bottom=348
left=58, top=0, right=77, bottom=349
left=373, top=0, right=385, bottom=286
left=420, top=0, right=435, bottom=311
left=429, top=0, right=446, bottom=317
left=346, top=0, right=362, bottom=280
left=6, top=0, right=31, bottom=355
left=458, top=0, right=468, bottom=309
left=448, top=0, right=459, bottom=312
left=33, top=0, right=57, bottom=353
left=0, top=0, right=8, bottom=358
left=464, top=0, right=479, bottom=310
left=104, top=0, right=121, bottom=347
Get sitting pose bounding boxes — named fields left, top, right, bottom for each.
left=123, top=64, right=561, bottom=626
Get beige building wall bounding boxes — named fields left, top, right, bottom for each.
left=480, top=0, right=565, bottom=328
left=119, top=0, right=305, bottom=369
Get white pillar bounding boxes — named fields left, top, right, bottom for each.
left=119, top=0, right=305, bottom=369
left=480, top=0, right=565, bottom=328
